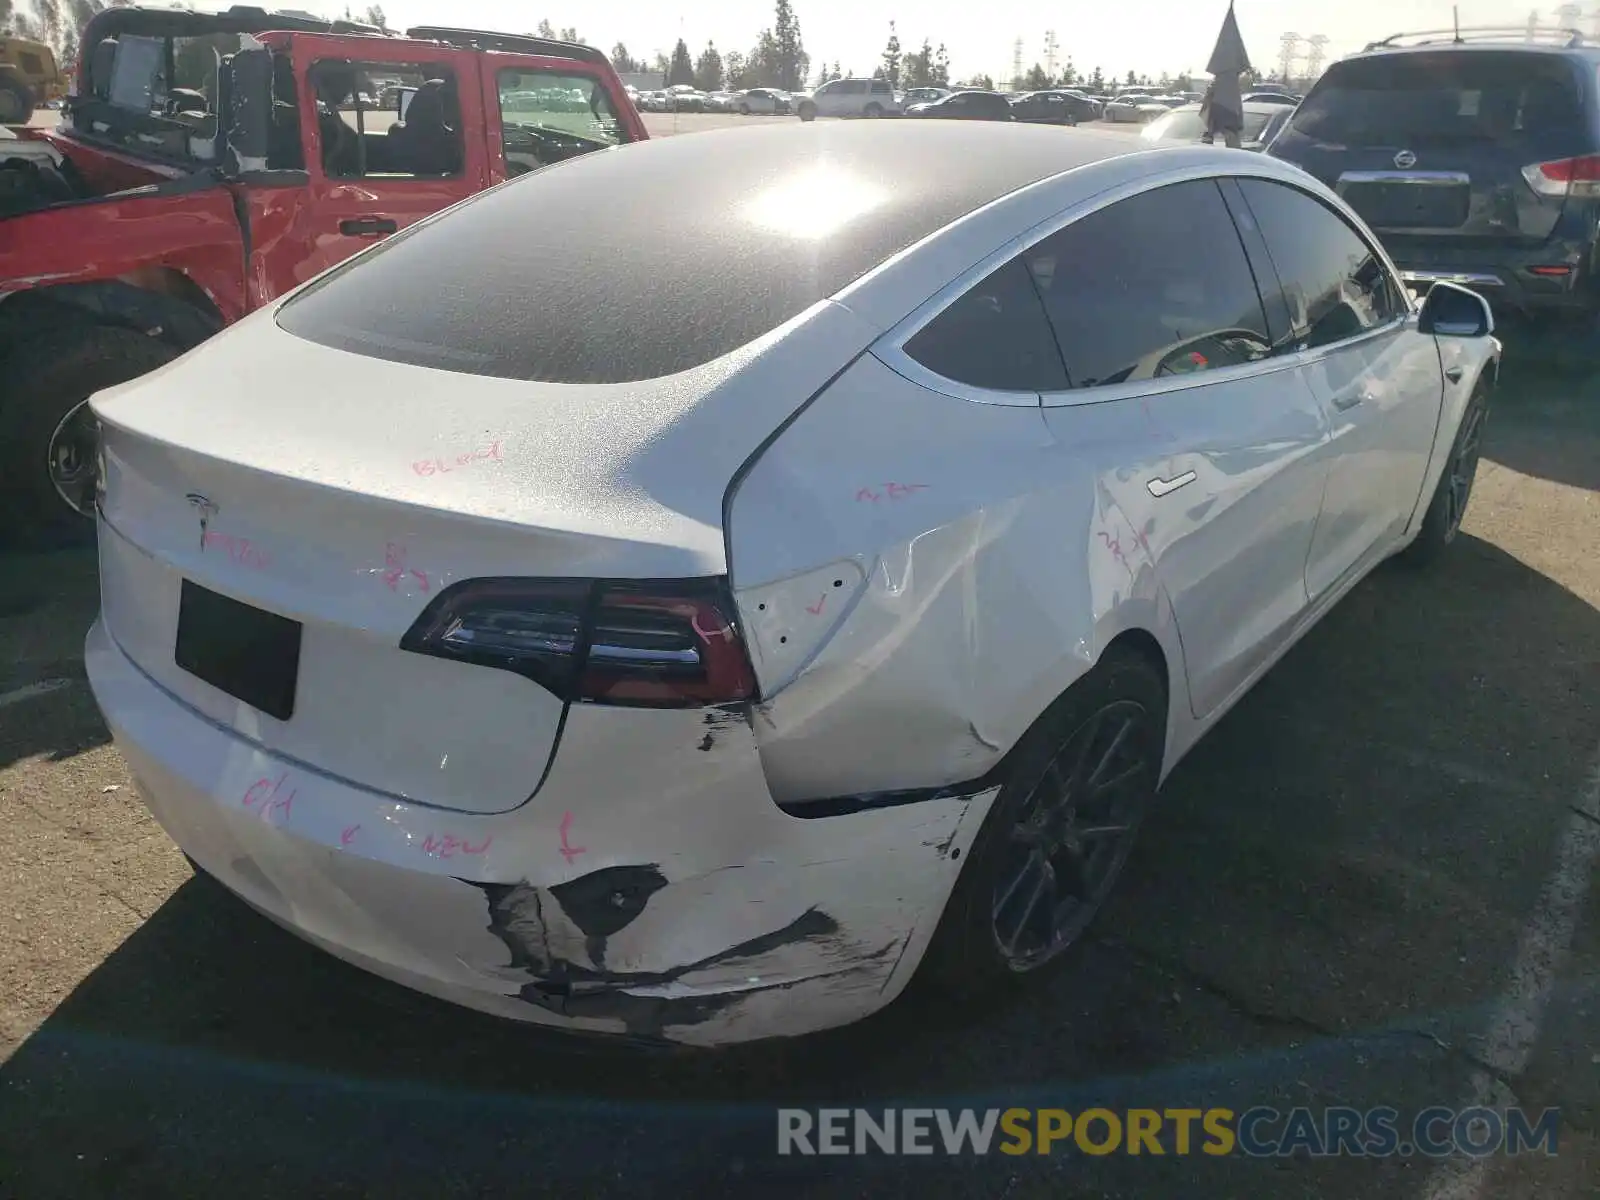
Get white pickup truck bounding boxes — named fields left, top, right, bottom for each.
left=795, top=77, right=901, bottom=121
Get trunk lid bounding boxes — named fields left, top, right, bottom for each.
left=1271, top=50, right=1598, bottom=247
left=92, top=301, right=873, bottom=814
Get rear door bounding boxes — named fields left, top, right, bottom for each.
left=283, top=33, right=486, bottom=282
left=1033, top=179, right=1332, bottom=720
left=1271, top=50, right=1596, bottom=253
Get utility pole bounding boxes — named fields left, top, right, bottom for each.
left=1044, top=29, right=1058, bottom=80
left=1526, top=9, right=1539, bottom=39
left=1012, top=37, right=1023, bottom=91
left=1304, top=33, right=1329, bottom=82
left=1276, top=32, right=1300, bottom=84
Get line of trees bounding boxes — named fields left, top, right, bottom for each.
left=597, top=0, right=810, bottom=93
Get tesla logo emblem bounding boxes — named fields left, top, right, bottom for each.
left=186, top=492, right=218, bottom=549
left=1394, top=149, right=1418, bottom=169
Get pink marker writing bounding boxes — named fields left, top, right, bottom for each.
left=558, top=811, right=587, bottom=864
left=241, top=773, right=295, bottom=822
left=202, top=530, right=270, bottom=570
left=856, top=482, right=930, bottom=503
left=412, top=441, right=504, bottom=478
left=340, top=824, right=360, bottom=848
left=421, top=832, right=492, bottom=860
left=382, top=542, right=432, bottom=593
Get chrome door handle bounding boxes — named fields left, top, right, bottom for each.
left=1147, top=471, right=1197, bottom=497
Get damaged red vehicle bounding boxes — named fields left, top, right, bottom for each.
left=0, top=4, right=644, bottom=544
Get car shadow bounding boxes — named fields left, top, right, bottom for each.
left=0, top=535, right=1595, bottom=1198
left=0, top=545, right=109, bottom=770
left=1486, top=357, right=1600, bottom=492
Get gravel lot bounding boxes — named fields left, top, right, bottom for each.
left=4, top=108, right=1596, bottom=1199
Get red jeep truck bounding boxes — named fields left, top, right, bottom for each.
left=0, top=4, right=645, bottom=544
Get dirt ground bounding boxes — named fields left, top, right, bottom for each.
left=5, top=109, right=1597, bottom=1200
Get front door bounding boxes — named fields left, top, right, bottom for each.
left=1232, top=178, right=1445, bottom=599
left=275, top=32, right=487, bottom=287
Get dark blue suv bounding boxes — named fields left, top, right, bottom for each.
left=1267, top=29, right=1600, bottom=323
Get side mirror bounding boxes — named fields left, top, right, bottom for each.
left=1417, top=281, right=1494, bottom=338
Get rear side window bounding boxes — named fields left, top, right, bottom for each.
left=1288, top=51, right=1589, bottom=154
left=310, top=60, right=463, bottom=178
left=1237, top=179, right=1404, bottom=351
left=1022, top=180, right=1272, bottom=389
left=1148, top=109, right=1206, bottom=140
left=902, top=258, right=1067, bottom=392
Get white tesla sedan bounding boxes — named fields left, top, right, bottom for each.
left=85, top=122, right=1497, bottom=1047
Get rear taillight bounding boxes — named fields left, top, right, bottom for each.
left=400, top=578, right=756, bottom=707
left=1522, top=155, right=1600, bottom=198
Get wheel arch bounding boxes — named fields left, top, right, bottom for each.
left=0, top=273, right=225, bottom=360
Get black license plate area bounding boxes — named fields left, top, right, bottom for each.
left=1346, top=182, right=1469, bottom=229
left=174, top=580, right=302, bottom=721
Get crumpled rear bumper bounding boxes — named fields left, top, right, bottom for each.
left=86, top=618, right=997, bottom=1046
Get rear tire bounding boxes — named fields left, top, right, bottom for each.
left=798, top=102, right=816, bottom=122
left=915, top=649, right=1167, bottom=1005
left=0, top=324, right=180, bottom=549
left=1400, top=377, right=1491, bottom=567
left=864, top=102, right=883, bottom=118
left=739, top=102, right=751, bottom=115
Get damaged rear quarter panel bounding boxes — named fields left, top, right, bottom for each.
left=725, top=354, right=1172, bottom=806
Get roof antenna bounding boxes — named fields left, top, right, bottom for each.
left=1453, top=5, right=1462, bottom=43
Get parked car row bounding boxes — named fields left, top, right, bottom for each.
left=631, top=84, right=794, bottom=114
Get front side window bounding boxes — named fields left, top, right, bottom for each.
left=309, top=60, right=462, bottom=178
left=901, top=257, right=1068, bottom=392
left=1023, top=179, right=1272, bottom=389
left=1236, top=179, right=1403, bottom=351
left=497, top=69, right=627, bottom=177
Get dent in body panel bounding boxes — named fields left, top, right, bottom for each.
left=91, top=620, right=994, bottom=1045
left=1053, top=368, right=1332, bottom=721
left=727, top=354, right=1174, bottom=807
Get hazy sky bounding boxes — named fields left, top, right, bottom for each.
left=243, top=0, right=1555, bottom=83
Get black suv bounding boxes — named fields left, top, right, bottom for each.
left=1267, top=28, right=1600, bottom=321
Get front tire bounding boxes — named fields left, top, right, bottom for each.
left=864, top=102, right=883, bottom=118
left=916, top=649, right=1167, bottom=1002
left=739, top=102, right=751, bottom=115
left=1401, top=377, right=1490, bottom=567
left=0, top=324, right=179, bottom=548
left=798, top=102, right=816, bottom=122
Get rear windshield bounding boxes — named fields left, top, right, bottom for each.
left=1289, top=51, right=1589, bottom=149
left=275, top=123, right=1106, bottom=384
left=1149, top=109, right=1273, bottom=141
